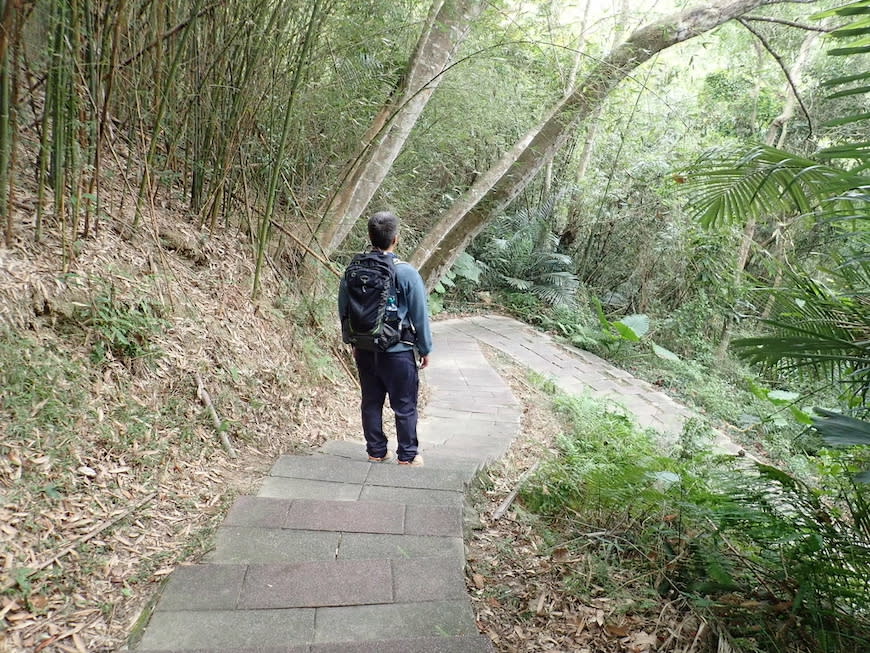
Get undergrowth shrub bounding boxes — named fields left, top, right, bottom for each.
left=72, top=281, right=167, bottom=365
left=521, top=393, right=870, bottom=652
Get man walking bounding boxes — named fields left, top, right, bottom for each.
left=338, top=211, right=433, bottom=466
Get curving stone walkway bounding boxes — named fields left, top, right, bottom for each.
left=132, top=315, right=733, bottom=653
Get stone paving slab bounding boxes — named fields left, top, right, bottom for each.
left=310, top=634, right=494, bottom=652
left=209, top=528, right=339, bottom=565
left=392, top=557, right=467, bottom=602
left=240, top=560, right=392, bottom=609
left=404, top=504, right=463, bottom=537
left=359, top=484, right=463, bottom=507
left=366, top=464, right=470, bottom=491
left=156, top=564, right=245, bottom=612
left=270, top=455, right=371, bottom=484
left=313, top=600, right=477, bottom=643
left=285, top=498, right=405, bottom=534
left=337, top=533, right=465, bottom=561
left=318, top=440, right=481, bottom=475
left=136, top=637, right=493, bottom=653
left=258, top=477, right=362, bottom=502
left=138, top=609, right=315, bottom=650
left=422, top=404, right=521, bottom=423
left=224, top=497, right=291, bottom=528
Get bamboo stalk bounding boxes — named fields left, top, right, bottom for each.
left=493, top=462, right=540, bottom=519
left=133, top=0, right=205, bottom=228
left=252, top=0, right=322, bottom=298
left=195, top=372, right=237, bottom=458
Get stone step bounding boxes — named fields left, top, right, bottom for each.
left=256, top=453, right=473, bottom=506
left=224, top=496, right=463, bottom=536
left=137, top=633, right=494, bottom=652
left=319, top=440, right=482, bottom=477
left=154, top=557, right=466, bottom=613
left=137, top=600, right=480, bottom=651
left=207, top=526, right=465, bottom=565
left=208, top=495, right=466, bottom=565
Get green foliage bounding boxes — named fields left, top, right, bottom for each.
left=73, top=282, right=167, bottom=364
left=0, top=330, right=87, bottom=443
left=521, top=395, right=684, bottom=521
left=814, top=0, right=870, bottom=161
left=733, top=260, right=870, bottom=404
left=813, top=409, right=870, bottom=482
left=471, top=200, right=579, bottom=308
left=679, top=145, right=852, bottom=229
left=523, top=391, right=870, bottom=652
left=698, top=69, right=780, bottom=140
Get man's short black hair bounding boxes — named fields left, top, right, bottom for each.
left=368, top=211, right=399, bottom=250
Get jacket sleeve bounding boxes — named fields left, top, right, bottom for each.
left=399, top=264, right=433, bottom=356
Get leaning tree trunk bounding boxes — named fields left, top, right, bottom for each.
left=311, top=0, right=486, bottom=257
left=410, top=0, right=806, bottom=289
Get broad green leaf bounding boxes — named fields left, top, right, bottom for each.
left=452, top=252, right=482, bottom=283
left=790, top=405, right=814, bottom=425
left=767, top=390, right=800, bottom=405
left=747, top=379, right=770, bottom=401
left=651, top=342, right=680, bottom=361
left=812, top=408, right=870, bottom=446
left=615, top=314, right=650, bottom=340
left=612, top=321, right=640, bottom=342
left=824, top=111, right=870, bottom=128
left=826, top=84, right=870, bottom=100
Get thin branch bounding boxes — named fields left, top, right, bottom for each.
left=742, top=15, right=830, bottom=32
left=119, top=1, right=224, bottom=69
left=738, top=17, right=814, bottom=138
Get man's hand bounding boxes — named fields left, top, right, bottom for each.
left=419, top=355, right=430, bottom=370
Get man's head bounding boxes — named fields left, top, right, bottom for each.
left=368, top=211, right=399, bottom=251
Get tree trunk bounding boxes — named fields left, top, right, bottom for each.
left=312, top=0, right=486, bottom=256
left=411, top=0, right=782, bottom=290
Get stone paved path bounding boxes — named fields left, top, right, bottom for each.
left=132, top=315, right=735, bottom=653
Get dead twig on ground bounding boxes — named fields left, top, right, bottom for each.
left=195, top=372, right=237, bottom=458
left=492, top=461, right=540, bottom=520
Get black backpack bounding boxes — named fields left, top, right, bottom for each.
left=341, top=251, right=401, bottom=351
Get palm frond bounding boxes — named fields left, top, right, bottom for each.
left=679, top=146, right=848, bottom=228
left=474, top=199, right=579, bottom=307
left=733, top=265, right=870, bottom=394
left=815, top=1, right=870, bottom=147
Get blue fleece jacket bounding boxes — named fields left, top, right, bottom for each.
left=338, top=252, right=433, bottom=356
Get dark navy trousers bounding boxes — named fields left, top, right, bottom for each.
left=353, top=348, right=419, bottom=463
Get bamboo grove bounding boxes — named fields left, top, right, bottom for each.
left=0, top=0, right=381, bottom=273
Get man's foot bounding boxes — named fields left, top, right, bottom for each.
left=368, top=451, right=394, bottom=463
left=398, top=454, right=424, bottom=467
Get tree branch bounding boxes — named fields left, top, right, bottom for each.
left=738, top=17, right=814, bottom=138
left=742, top=15, right=830, bottom=32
